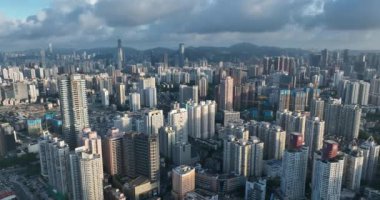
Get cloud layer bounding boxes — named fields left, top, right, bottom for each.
left=1, top=0, right=380, bottom=50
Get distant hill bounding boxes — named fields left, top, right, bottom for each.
left=3, top=43, right=311, bottom=64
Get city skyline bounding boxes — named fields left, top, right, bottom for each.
left=1, top=1, right=380, bottom=200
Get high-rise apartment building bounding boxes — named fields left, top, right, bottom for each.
left=116, top=83, right=126, bottom=106
left=144, top=109, right=164, bottom=136
left=70, top=147, right=104, bottom=200
left=39, top=137, right=71, bottom=195
left=59, top=74, right=89, bottom=149
left=135, top=134, right=160, bottom=182
left=101, top=88, right=109, bottom=106
left=179, top=85, right=198, bottom=104
left=168, top=108, right=188, bottom=143
left=278, top=89, right=291, bottom=111
left=172, top=165, right=195, bottom=200
left=103, top=128, right=124, bottom=175
left=324, top=98, right=342, bottom=136
left=173, top=142, right=192, bottom=166
left=369, top=78, right=380, bottom=105
left=79, top=153, right=104, bottom=200
left=305, top=117, right=325, bottom=159
left=223, top=136, right=264, bottom=177
left=312, top=140, right=345, bottom=200
left=186, top=100, right=216, bottom=139
left=268, top=125, right=287, bottom=160
left=310, top=98, right=324, bottom=119
left=343, top=141, right=363, bottom=192
left=281, top=133, right=308, bottom=200
left=343, top=80, right=370, bottom=105
left=82, top=129, right=102, bottom=156
left=158, top=126, right=176, bottom=160
left=138, top=77, right=156, bottom=107
left=245, top=178, right=266, bottom=200
left=290, top=89, right=307, bottom=112
left=219, top=76, right=234, bottom=111
left=360, top=137, right=380, bottom=183
left=198, top=77, right=208, bottom=98
left=285, top=111, right=307, bottom=137
left=340, top=104, right=361, bottom=141
left=129, top=92, right=141, bottom=111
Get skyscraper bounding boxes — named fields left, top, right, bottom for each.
left=179, top=85, right=198, bottom=104
left=59, top=74, right=89, bottom=149
left=101, top=88, right=110, bottom=106
left=79, top=153, right=104, bottom=200
left=343, top=141, right=363, bottom=192
left=168, top=108, right=188, bottom=143
left=268, top=125, right=286, bottom=160
left=40, top=137, right=71, bottom=195
left=103, top=128, right=124, bottom=175
left=305, top=117, right=325, bottom=159
left=158, top=126, right=176, bottom=160
left=123, top=133, right=142, bottom=180
left=116, top=83, right=126, bottom=106
left=172, top=165, right=195, bottom=200
left=117, top=39, right=124, bottom=69
left=369, top=77, right=380, bottom=106
left=173, top=142, right=192, bottom=166
left=281, top=133, right=308, bottom=200
left=223, top=136, right=264, bottom=177
left=245, top=178, right=266, bottom=200
left=285, top=111, right=306, bottom=137
left=70, top=147, right=104, bottom=200
left=343, top=80, right=370, bottom=105
left=129, top=92, right=141, bottom=111
left=135, top=134, right=160, bottom=182
left=360, top=137, right=380, bottom=183
left=138, top=77, right=156, bottom=107
left=198, top=76, right=208, bottom=98
left=144, top=109, right=164, bottom=136
left=278, top=89, right=291, bottom=111
left=339, top=104, right=361, bottom=141
left=219, top=76, right=234, bottom=111
left=178, top=43, right=185, bottom=67
left=324, top=98, right=342, bottom=136
left=82, top=129, right=102, bottom=156
left=186, top=100, right=216, bottom=139
left=312, top=140, right=345, bottom=200
left=310, top=98, right=324, bottom=119
left=290, top=89, right=307, bottom=112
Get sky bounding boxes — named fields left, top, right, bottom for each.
left=0, top=0, right=380, bottom=51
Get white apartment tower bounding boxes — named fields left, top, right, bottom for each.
left=168, top=108, right=188, bottom=143
left=59, top=74, right=89, bottom=149
left=312, top=140, right=345, bottom=200
left=360, top=137, right=380, bottom=183
left=281, top=133, right=309, bottom=200
left=186, top=100, right=216, bottom=139
left=305, top=117, right=325, bottom=159
left=129, top=92, right=141, bottom=111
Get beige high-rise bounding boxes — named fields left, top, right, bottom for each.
left=172, top=165, right=195, bottom=200
left=80, top=153, right=104, bottom=200
left=103, top=128, right=124, bottom=175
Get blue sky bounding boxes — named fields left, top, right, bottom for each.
left=0, top=0, right=49, bottom=19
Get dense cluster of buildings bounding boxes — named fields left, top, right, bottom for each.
left=0, top=40, right=380, bottom=200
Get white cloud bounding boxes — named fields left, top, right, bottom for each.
left=0, top=0, right=380, bottom=50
